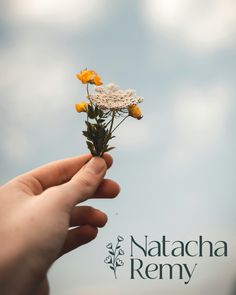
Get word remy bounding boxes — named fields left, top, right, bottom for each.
left=130, top=235, right=228, bottom=285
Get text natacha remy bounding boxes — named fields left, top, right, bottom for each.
left=129, top=235, right=227, bottom=284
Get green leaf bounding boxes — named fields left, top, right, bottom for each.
left=83, top=131, right=93, bottom=141
left=105, top=147, right=115, bottom=152
left=82, top=131, right=89, bottom=137
left=85, top=121, right=92, bottom=132
left=94, top=106, right=99, bottom=117
left=86, top=141, right=95, bottom=155
left=98, top=109, right=104, bottom=118
left=97, top=119, right=105, bottom=124
left=110, top=266, right=114, bottom=271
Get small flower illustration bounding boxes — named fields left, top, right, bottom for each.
left=104, top=256, right=112, bottom=264
left=106, top=243, right=113, bottom=250
left=117, top=236, right=124, bottom=242
left=104, top=236, right=125, bottom=279
left=116, top=259, right=124, bottom=266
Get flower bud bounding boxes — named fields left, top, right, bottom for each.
left=128, top=104, right=143, bottom=120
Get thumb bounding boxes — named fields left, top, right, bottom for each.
left=43, top=157, right=107, bottom=209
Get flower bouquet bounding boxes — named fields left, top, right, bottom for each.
left=75, top=69, right=143, bottom=156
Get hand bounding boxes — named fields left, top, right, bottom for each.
left=0, top=154, right=120, bottom=295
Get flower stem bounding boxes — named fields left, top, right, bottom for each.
left=109, top=111, right=116, bottom=134
left=86, top=84, right=92, bottom=104
left=111, top=115, right=129, bottom=134
left=86, top=84, right=91, bottom=122
left=104, top=118, right=113, bottom=128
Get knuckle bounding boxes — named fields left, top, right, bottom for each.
left=86, top=206, right=96, bottom=216
left=69, top=169, right=104, bottom=203
left=78, top=173, right=95, bottom=188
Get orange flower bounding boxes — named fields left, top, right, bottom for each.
left=93, top=75, right=103, bottom=86
left=128, top=104, right=143, bottom=120
left=76, top=69, right=103, bottom=85
left=75, top=102, right=89, bottom=113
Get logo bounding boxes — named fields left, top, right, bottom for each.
left=103, top=235, right=228, bottom=284
left=104, top=235, right=125, bottom=279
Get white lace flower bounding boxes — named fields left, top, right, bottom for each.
left=89, top=83, right=143, bottom=111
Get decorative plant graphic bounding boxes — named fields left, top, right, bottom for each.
left=75, top=69, right=143, bottom=157
left=104, top=236, right=125, bottom=279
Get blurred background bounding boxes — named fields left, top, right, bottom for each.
left=0, top=0, right=236, bottom=294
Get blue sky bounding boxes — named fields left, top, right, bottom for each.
left=0, top=1, right=236, bottom=294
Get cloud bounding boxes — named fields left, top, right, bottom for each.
left=142, top=0, right=236, bottom=52
left=0, top=39, right=76, bottom=121
left=109, top=81, right=233, bottom=157
left=172, top=83, right=232, bottom=147
left=113, top=118, right=152, bottom=151
left=157, top=82, right=233, bottom=174
left=1, top=126, right=32, bottom=162
left=0, top=35, right=79, bottom=162
left=6, top=0, right=107, bottom=28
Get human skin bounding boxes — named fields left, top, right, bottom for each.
left=0, top=153, right=120, bottom=295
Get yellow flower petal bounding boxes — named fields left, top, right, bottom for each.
left=75, top=102, right=89, bottom=113
left=76, top=69, right=103, bottom=85
left=76, top=70, right=93, bottom=84
left=128, top=105, right=143, bottom=120
left=93, top=75, right=103, bottom=86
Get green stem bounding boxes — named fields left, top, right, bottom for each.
left=111, top=115, right=129, bottom=134
left=86, top=84, right=92, bottom=104
left=108, top=111, right=116, bottom=134
left=98, top=111, right=116, bottom=157
left=86, top=84, right=90, bottom=122
left=104, top=118, right=113, bottom=128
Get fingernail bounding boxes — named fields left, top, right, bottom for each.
left=85, top=157, right=106, bottom=174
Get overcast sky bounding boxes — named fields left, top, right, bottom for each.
left=0, top=1, right=236, bottom=294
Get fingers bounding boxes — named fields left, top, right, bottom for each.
left=19, top=153, right=113, bottom=195
left=45, top=157, right=108, bottom=209
left=69, top=206, right=108, bottom=227
left=93, top=179, right=120, bottom=199
left=59, top=225, right=98, bottom=256
left=61, top=206, right=108, bottom=256
left=103, top=153, right=113, bottom=168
